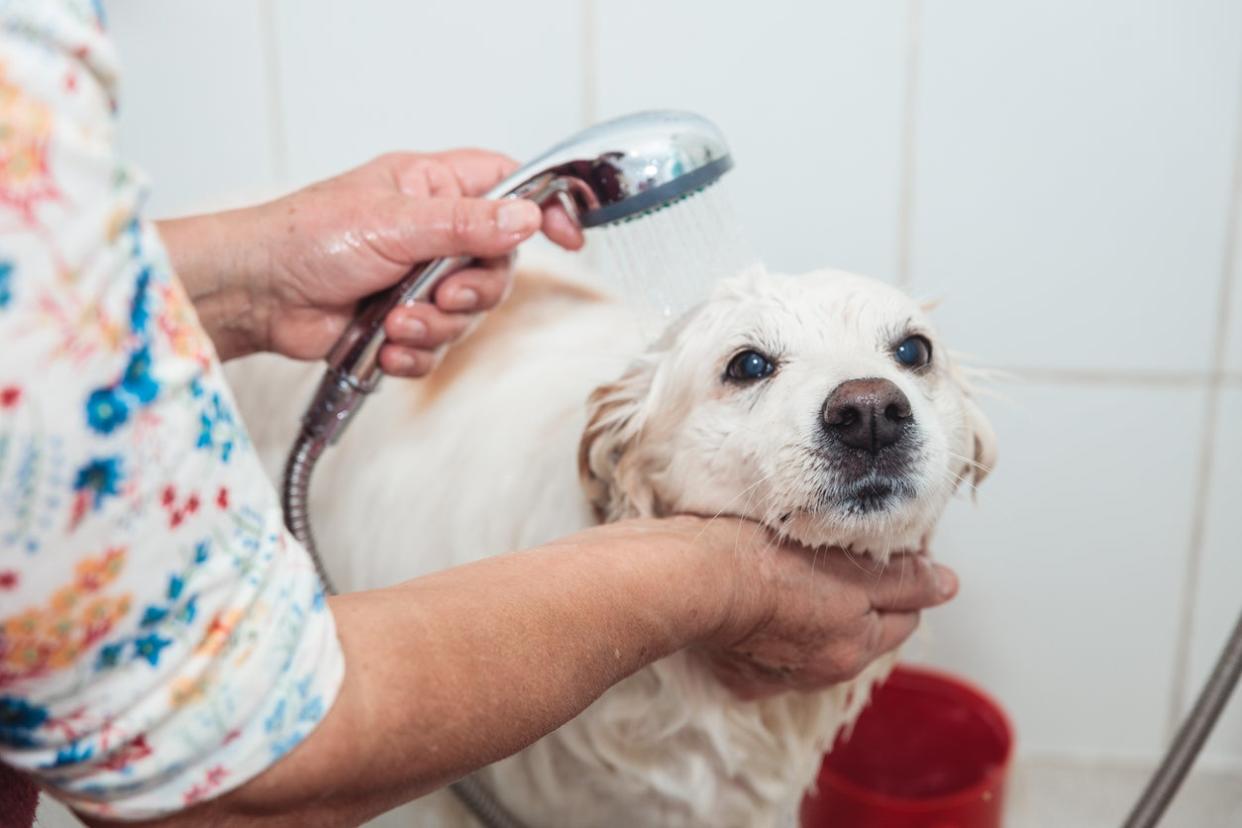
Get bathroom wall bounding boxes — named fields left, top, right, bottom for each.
left=102, top=0, right=1242, bottom=768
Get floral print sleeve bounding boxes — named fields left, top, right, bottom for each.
left=0, top=1, right=345, bottom=819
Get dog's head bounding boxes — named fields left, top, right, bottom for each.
left=578, top=267, right=995, bottom=556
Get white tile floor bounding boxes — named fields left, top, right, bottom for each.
left=31, top=756, right=1242, bottom=826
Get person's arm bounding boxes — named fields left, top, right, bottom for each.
left=94, top=519, right=954, bottom=827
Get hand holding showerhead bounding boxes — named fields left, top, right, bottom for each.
left=297, top=111, right=734, bottom=450
left=282, top=111, right=737, bottom=583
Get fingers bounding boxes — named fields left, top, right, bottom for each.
left=793, top=611, right=919, bottom=690
left=871, top=610, right=922, bottom=657
left=428, top=149, right=521, bottom=196
left=376, top=151, right=586, bottom=252
left=863, top=554, right=957, bottom=613
left=431, top=258, right=513, bottom=313
left=379, top=260, right=510, bottom=378
left=387, top=196, right=542, bottom=262
left=376, top=150, right=519, bottom=198
left=383, top=303, right=473, bottom=352
left=542, top=203, right=585, bottom=250
left=378, top=343, right=444, bottom=378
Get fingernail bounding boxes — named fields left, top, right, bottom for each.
left=448, top=287, right=479, bottom=311
left=394, top=316, right=427, bottom=341
left=388, top=350, right=417, bottom=374
left=935, top=566, right=958, bottom=598
left=497, top=200, right=539, bottom=234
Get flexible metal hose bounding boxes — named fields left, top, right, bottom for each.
left=1122, top=606, right=1242, bottom=828
left=448, top=776, right=530, bottom=828
left=281, top=431, right=336, bottom=593
left=281, top=431, right=527, bottom=828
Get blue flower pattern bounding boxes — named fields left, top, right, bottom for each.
left=0, top=697, right=49, bottom=748
left=73, top=455, right=123, bottom=510
left=0, top=260, right=13, bottom=309
left=196, top=391, right=241, bottom=462
left=85, top=387, right=129, bottom=434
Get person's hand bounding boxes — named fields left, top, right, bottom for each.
left=687, top=518, right=957, bottom=700
left=538, top=515, right=957, bottom=701
left=159, top=150, right=583, bottom=370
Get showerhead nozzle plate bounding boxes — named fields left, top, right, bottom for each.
left=489, top=110, right=735, bottom=233
left=579, top=154, right=734, bottom=228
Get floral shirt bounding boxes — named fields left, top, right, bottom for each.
left=0, top=1, right=344, bottom=819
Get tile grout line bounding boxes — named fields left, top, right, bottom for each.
left=257, top=0, right=289, bottom=189
left=895, top=0, right=922, bottom=290
left=580, top=0, right=598, bottom=128
left=956, top=365, right=1242, bottom=389
left=1165, top=57, right=1242, bottom=740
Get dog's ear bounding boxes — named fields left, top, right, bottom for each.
left=947, top=361, right=997, bottom=490
left=578, top=359, right=660, bottom=521
left=961, top=395, right=997, bottom=489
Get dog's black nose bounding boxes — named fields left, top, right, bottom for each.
left=822, top=378, right=913, bottom=453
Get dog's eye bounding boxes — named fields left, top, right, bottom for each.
left=894, top=335, right=932, bottom=369
left=726, top=350, right=776, bottom=382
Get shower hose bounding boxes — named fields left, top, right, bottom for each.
left=282, top=428, right=1242, bottom=828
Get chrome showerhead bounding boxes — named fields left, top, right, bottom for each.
left=501, top=110, right=733, bottom=228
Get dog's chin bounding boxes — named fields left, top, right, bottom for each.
left=830, top=476, right=919, bottom=518
left=772, top=475, right=929, bottom=554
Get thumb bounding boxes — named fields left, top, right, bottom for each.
left=865, top=555, right=958, bottom=613
left=388, top=196, right=542, bottom=262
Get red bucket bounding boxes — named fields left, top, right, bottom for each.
left=800, top=665, right=1014, bottom=828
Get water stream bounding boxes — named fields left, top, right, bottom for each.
left=590, top=180, right=757, bottom=342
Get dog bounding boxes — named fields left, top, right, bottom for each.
left=227, top=263, right=996, bottom=827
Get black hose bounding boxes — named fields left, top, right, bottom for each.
left=1122, top=606, right=1242, bottom=828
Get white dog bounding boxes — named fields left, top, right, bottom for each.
left=228, top=264, right=995, bottom=828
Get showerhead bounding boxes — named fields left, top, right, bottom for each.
left=501, top=110, right=733, bottom=228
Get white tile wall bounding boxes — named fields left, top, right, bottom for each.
left=1225, top=190, right=1242, bottom=377
left=595, top=1, right=909, bottom=280
left=98, top=0, right=1242, bottom=769
left=907, top=381, right=1204, bottom=757
left=269, top=0, right=584, bottom=189
left=1228, top=281, right=1242, bottom=377
left=1186, top=388, right=1242, bottom=766
left=912, top=0, right=1242, bottom=375
left=105, top=0, right=280, bottom=216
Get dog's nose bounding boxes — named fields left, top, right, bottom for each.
left=822, top=378, right=913, bottom=453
